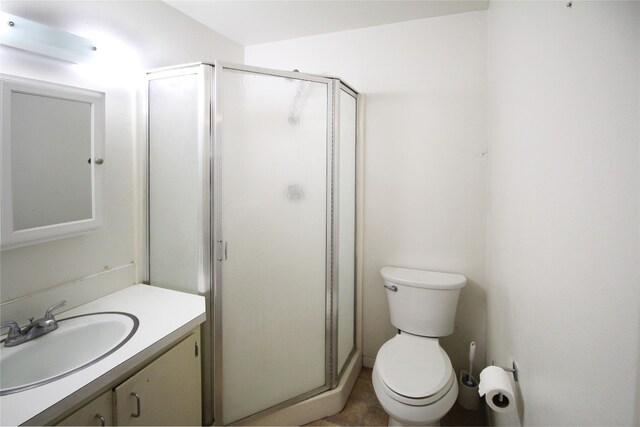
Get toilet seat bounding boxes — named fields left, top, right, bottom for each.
left=373, top=365, right=458, bottom=426
left=376, top=333, right=453, bottom=406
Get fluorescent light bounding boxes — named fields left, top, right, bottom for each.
left=0, top=12, right=96, bottom=64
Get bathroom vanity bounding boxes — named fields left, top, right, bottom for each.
left=0, top=285, right=205, bottom=426
left=58, top=328, right=200, bottom=426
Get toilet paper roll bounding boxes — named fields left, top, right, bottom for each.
left=478, top=366, right=515, bottom=413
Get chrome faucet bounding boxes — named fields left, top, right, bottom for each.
left=0, top=300, right=66, bottom=347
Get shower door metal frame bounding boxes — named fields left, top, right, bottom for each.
left=212, top=62, right=337, bottom=425
left=331, top=81, right=359, bottom=387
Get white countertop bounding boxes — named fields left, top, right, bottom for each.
left=0, top=284, right=206, bottom=426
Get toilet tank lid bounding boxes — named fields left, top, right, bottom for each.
left=380, top=267, right=466, bottom=290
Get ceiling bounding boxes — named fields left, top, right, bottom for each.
left=164, top=1, right=489, bottom=46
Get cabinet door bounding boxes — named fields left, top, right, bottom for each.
left=114, top=329, right=201, bottom=426
left=56, top=390, right=112, bottom=426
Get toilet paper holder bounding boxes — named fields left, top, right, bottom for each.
left=491, top=360, right=519, bottom=382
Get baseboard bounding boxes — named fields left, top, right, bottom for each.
left=363, top=355, right=375, bottom=368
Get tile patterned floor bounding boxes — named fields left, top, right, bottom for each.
left=306, top=368, right=487, bottom=426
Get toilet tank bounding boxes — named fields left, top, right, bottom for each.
left=381, top=266, right=466, bottom=337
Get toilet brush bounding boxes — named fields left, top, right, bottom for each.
left=466, top=341, right=476, bottom=386
left=458, top=341, right=480, bottom=410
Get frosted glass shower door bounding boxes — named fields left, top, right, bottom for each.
left=336, top=87, right=357, bottom=377
left=148, top=68, right=207, bottom=294
left=214, top=65, right=331, bottom=424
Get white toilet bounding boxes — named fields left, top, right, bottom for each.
left=372, top=266, right=466, bottom=426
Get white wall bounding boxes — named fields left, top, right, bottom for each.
left=0, top=1, right=242, bottom=321
left=486, top=1, right=640, bottom=425
left=246, top=11, right=488, bottom=375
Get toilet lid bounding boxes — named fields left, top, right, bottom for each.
left=376, top=334, right=452, bottom=399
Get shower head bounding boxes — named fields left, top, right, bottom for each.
left=288, top=79, right=310, bottom=126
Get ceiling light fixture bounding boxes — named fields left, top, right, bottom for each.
left=0, top=12, right=96, bottom=64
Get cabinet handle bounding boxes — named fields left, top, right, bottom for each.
left=94, top=413, right=106, bottom=426
left=130, top=392, right=141, bottom=418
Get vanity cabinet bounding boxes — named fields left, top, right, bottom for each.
left=55, top=328, right=201, bottom=426
left=114, top=329, right=201, bottom=426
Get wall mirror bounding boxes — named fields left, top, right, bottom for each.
left=1, top=75, right=105, bottom=250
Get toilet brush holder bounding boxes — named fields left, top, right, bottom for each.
left=457, top=370, right=480, bottom=410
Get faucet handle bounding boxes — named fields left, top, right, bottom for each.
left=44, top=300, right=67, bottom=319
left=1, top=321, right=22, bottom=339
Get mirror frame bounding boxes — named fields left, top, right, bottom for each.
left=1, top=74, right=105, bottom=250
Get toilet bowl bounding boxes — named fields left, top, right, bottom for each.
left=372, top=333, right=458, bottom=426
left=373, top=267, right=466, bottom=426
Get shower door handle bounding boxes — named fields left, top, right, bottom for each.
left=217, top=240, right=228, bottom=261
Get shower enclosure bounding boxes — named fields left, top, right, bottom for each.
left=146, top=63, right=358, bottom=425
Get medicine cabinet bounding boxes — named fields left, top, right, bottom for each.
left=1, top=75, right=105, bottom=250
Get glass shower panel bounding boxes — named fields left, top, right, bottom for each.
left=148, top=73, right=200, bottom=293
left=218, top=69, right=329, bottom=424
left=337, top=89, right=357, bottom=374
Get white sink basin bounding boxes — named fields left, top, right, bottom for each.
left=0, top=312, right=138, bottom=395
